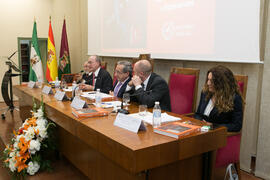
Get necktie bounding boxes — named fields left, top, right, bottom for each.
left=114, top=82, right=122, bottom=97
left=92, top=73, right=95, bottom=86
left=141, top=83, right=145, bottom=91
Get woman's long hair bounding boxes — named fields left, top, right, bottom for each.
left=203, top=65, right=242, bottom=113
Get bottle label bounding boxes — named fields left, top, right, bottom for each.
left=153, top=110, right=161, bottom=118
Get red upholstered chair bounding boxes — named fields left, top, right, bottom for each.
left=101, top=61, right=107, bottom=70
left=215, top=74, right=248, bottom=180
left=113, top=63, right=118, bottom=85
left=168, top=67, right=199, bottom=115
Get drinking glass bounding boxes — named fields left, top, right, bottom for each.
left=36, top=80, right=42, bottom=88
left=122, top=93, right=130, bottom=110
left=139, top=105, right=147, bottom=116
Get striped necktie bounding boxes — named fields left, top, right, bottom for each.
left=114, top=82, right=122, bottom=97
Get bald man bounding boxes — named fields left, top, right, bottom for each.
left=126, top=60, right=171, bottom=111
left=80, top=55, right=113, bottom=93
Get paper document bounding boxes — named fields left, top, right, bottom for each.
left=81, top=92, right=113, bottom=100
left=129, top=112, right=181, bottom=125
left=93, top=101, right=121, bottom=108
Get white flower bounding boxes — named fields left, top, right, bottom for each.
left=27, top=161, right=40, bottom=175
left=9, top=151, right=16, bottom=158
left=24, top=127, right=35, bottom=141
left=8, top=157, right=16, bottom=172
left=13, top=142, right=19, bottom=150
left=29, top=140, right=41, bottom=154
left=16, top=135, right=24, bottom=143
left=36, top=118, right=47, bottom=128
left=16, top=151, right=20, bottom=157
left=34, top=108, right=44, bottom=119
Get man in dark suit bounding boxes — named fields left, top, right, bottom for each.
left=80, top=55, right=113, bottom=94
left=110, top=61, right=132, bottom=98
left=126, top=60, right=171, bottom=111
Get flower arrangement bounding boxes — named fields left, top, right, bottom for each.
left=2, top=96, right=57, bottom=179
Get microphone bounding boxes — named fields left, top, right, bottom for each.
left=4, top=51, right=21, bottom=72
left=8, top=51, right=17, bottom=60
left=118, top=90, right=152, bottom=114
left=71, top=84, right=80, bottom=101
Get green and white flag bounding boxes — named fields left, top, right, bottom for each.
left=29, top=21, right=44, bottom=82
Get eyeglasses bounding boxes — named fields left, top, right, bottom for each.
left=115, top=70, right=125, bottom=74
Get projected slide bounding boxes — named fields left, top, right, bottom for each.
left=147, top=0, right=214, bottom=54
left=101, top=0, right=214, bottom=54
left=89, top=0, right=260, bottom=62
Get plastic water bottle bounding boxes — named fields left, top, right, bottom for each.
left=55, top=77, right=60, bottom=90
left=152, top=101, right=161, bottom=128
left=95, top=89, right=102, bottom=107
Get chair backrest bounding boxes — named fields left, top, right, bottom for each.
left=61, top=74, right=76, bottom=84
left=132, top=54, right=154, bottom=72
left=101, top=61, right=107, bottom=70
left=139, top=54, right=151, bottom=60
left=168, top=67, right=200, bottom=115
left=234, top=74, right=248, bottom=101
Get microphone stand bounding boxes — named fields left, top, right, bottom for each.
left=118, top=99, right=129, bottom=114
left=117, top=90, right=152, bottom=114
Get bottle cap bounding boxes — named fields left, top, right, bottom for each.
left=155, top=101, right=160, bottom=105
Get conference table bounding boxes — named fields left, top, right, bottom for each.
left=13, top=85, right=226, bottom=180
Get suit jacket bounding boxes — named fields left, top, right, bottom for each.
left=194, top=92, right=243, bottom=132
left=127, top=73, right=171, bottom=112
left=85, top=68, right=113, bottom=94
left=82, top=73, right=91, bottom=82
left=113, top=77, right=131, bottom=98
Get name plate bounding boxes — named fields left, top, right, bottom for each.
left=114, top=113, right=146, bottom=133
left=54, top=90, right=68, bottom=101
left=28, top=81, right=37, bottom=88
left=70, top=97, right=88, bottom=109
left=42, top=85, right=53, bottom=95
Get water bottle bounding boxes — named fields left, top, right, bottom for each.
left=152, top=101, right=161, bottom=128
left=55, top=77, right=60, bottom=90
left=95, top=89, right=102, bottom=107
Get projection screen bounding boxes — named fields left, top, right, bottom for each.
left=88, top=0, right=261, bottom=63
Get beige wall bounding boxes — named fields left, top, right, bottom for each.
left=0, top=0, right=53, bottom=102
left=1, top=0, right=270, bottom=178
left=0, top=0, right=85, bottom=101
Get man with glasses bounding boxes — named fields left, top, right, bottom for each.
left=110, top=61, right=132, bottom=98
left=76, top=61, right=91, bottom=83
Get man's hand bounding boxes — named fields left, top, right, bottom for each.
left=132, top=75, right=142, bottom=87
left=75, top=73, right=82, bottom=81
left=79, top=84, right=94, bottom=91
left=109, top=90, right=114, bottom=96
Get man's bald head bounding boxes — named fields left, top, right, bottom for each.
left=134, top=60, right=152, bottom=81
left=134, top=60, right=152, bottom=74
